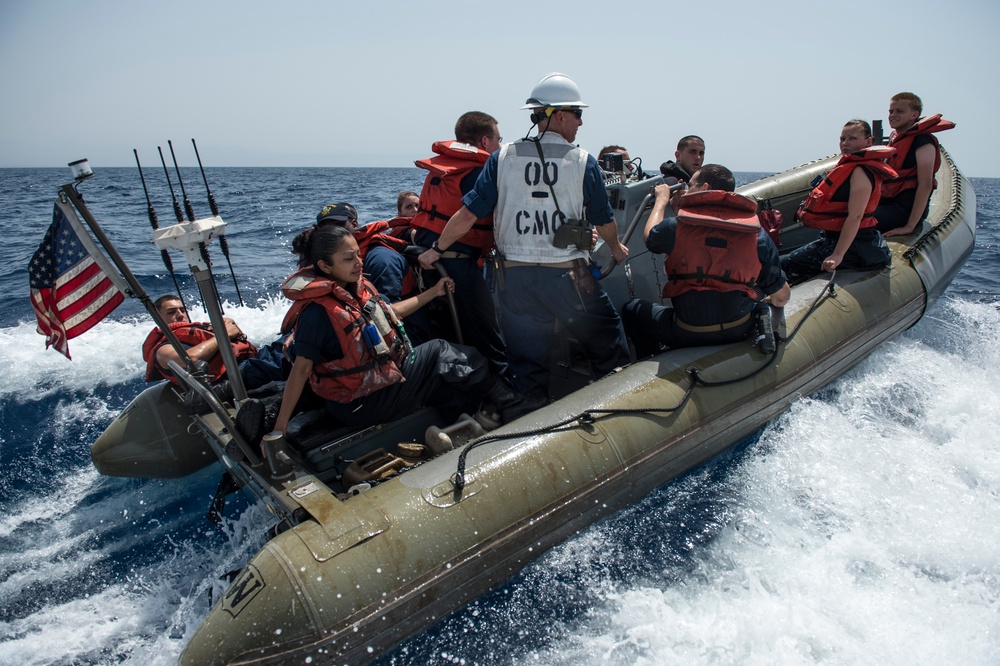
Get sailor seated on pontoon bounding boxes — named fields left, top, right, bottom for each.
left=142, top=294, right=288, bottom=392
left=781, top=120, right=894, bottom=285
left=875, top=92, right=955, bottom=238
left=269, top=224, right=526, bottom=443
left=622, top=164, right=789, bottom=357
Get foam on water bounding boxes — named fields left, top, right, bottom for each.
left=0, top=295, right=290, bottom=401
left=0, top=476, right=273, bottom=665
left=0, top=296, right=288, bottom=664
left=0, top=587, right=150, bottom=666
left=514, top=297, right=1000, bottom=665
left=0, top=465, right=101, bottom=539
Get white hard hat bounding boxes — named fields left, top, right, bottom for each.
left=521, top=72, right=589, bottom=110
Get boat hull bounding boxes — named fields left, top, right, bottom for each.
left=91, top=382, right=215, bottom=478
left=180, top=148, right=976, bottom=664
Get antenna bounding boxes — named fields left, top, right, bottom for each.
left=168, top=140, right=197, bottom=222
left=158, top=146, right=185, bottom=224
left=134, top=149, right=183, bottom=302
left=191, top=138, right=244, bottom=306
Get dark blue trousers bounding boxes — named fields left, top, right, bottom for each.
left=499, top=265, right=629, bottom=399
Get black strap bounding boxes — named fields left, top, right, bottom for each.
left=669, top=268, right=759, bottom=289
left=418, top=205, right=451, bottom=222
left=530, top=138, right=568, bottom=225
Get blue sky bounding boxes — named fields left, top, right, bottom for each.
left=2, top=0, right=998, bottom=176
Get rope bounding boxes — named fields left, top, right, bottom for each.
left=781, top=271, right=837, bottom=345
left=451, top=368, right=700, bottom=495
left=448, top=269, right=837, bottom=496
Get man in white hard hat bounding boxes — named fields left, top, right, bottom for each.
left=419, top=72, right=630, bottom=405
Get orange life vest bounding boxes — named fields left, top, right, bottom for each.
left=354, top=222, right=418, bottom=299
left=281, top=269, right=409, bottom=403
left=662, top=190, right=764, bottom=300
left=411, top=140, right=495, bottom=252
left=881, top=114, right=954, bottom=199
left=382, top=215, right=414, bottom=236
left=142, top=321, right=258, bottom=385
left=354, top=222, right=408, bottom=258
left=798, top=146, right=898, bottom=232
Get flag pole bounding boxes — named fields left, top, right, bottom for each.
left=58, top=182, right=198, bottom=375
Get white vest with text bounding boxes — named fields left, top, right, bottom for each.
left=494, top=133, right=589, bottom=263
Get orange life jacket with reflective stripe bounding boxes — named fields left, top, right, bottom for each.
left=142, top=321, right=257, bottom=385
left=881, top=114, right=954, bottom=199
left=355, top=222, right=407, bottom=258
left=281, top=270, right=408, bottom=403
left=662, top=190, right=764, bottom=300
left=411, top=140, right=495, bottom=252
left=798, top=146, right=897, bottom=232
left=380, top=216, right=415, bottom=239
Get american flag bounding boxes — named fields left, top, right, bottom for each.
left=28, top=198, right=127, bottom=359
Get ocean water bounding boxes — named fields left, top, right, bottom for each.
left=0, top=165, right=998, bottom=665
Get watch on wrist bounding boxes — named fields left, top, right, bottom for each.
left=432, top=241, right=443, bottom=254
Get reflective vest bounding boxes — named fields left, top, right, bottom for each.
left=882, top=114, right=954, bottom=199
left=662, top=190, right=764, bottom=300
left=411, top=140, right=495, bottom=252
left=142, top=321, right=258, bottom=385
left=281, top=270, right=409, bottom=403
left=798, top=146, right=898, bottom=232
left=494, top=134, right=589, bottom=263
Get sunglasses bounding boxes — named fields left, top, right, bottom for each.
left=561, top=108, right=583, bottom=119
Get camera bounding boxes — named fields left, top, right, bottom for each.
left=753, top=301, right=775, bottom=354
left=601, top=152, right=625, bottom=173
left=552, top=219, right=594, bottom=251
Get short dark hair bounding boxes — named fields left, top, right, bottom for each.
left=693, top=164, right=735, bottom=192
left=677, top=135, right=705, bottom=151
left=455, top=111, right=498, bottom=145
left=891, top=92, right=922, bottom=115
left=154, top=294, right=183, bottom=311
left=844, top=119, right=872, bottom=138
left=598, top=145, right=627, bottom=158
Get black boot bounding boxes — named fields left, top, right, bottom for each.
left=235, top=398, right=266, bottom=449
left=213, top=379, right=234, bottom=403
left=484, top=380, right=546, bottom=424
left=183, top=379, right=235, bottom=415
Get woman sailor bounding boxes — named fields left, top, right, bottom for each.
left=780, top=119, right=897, bottom=284
left=271, top=224, right=523, bottom=435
